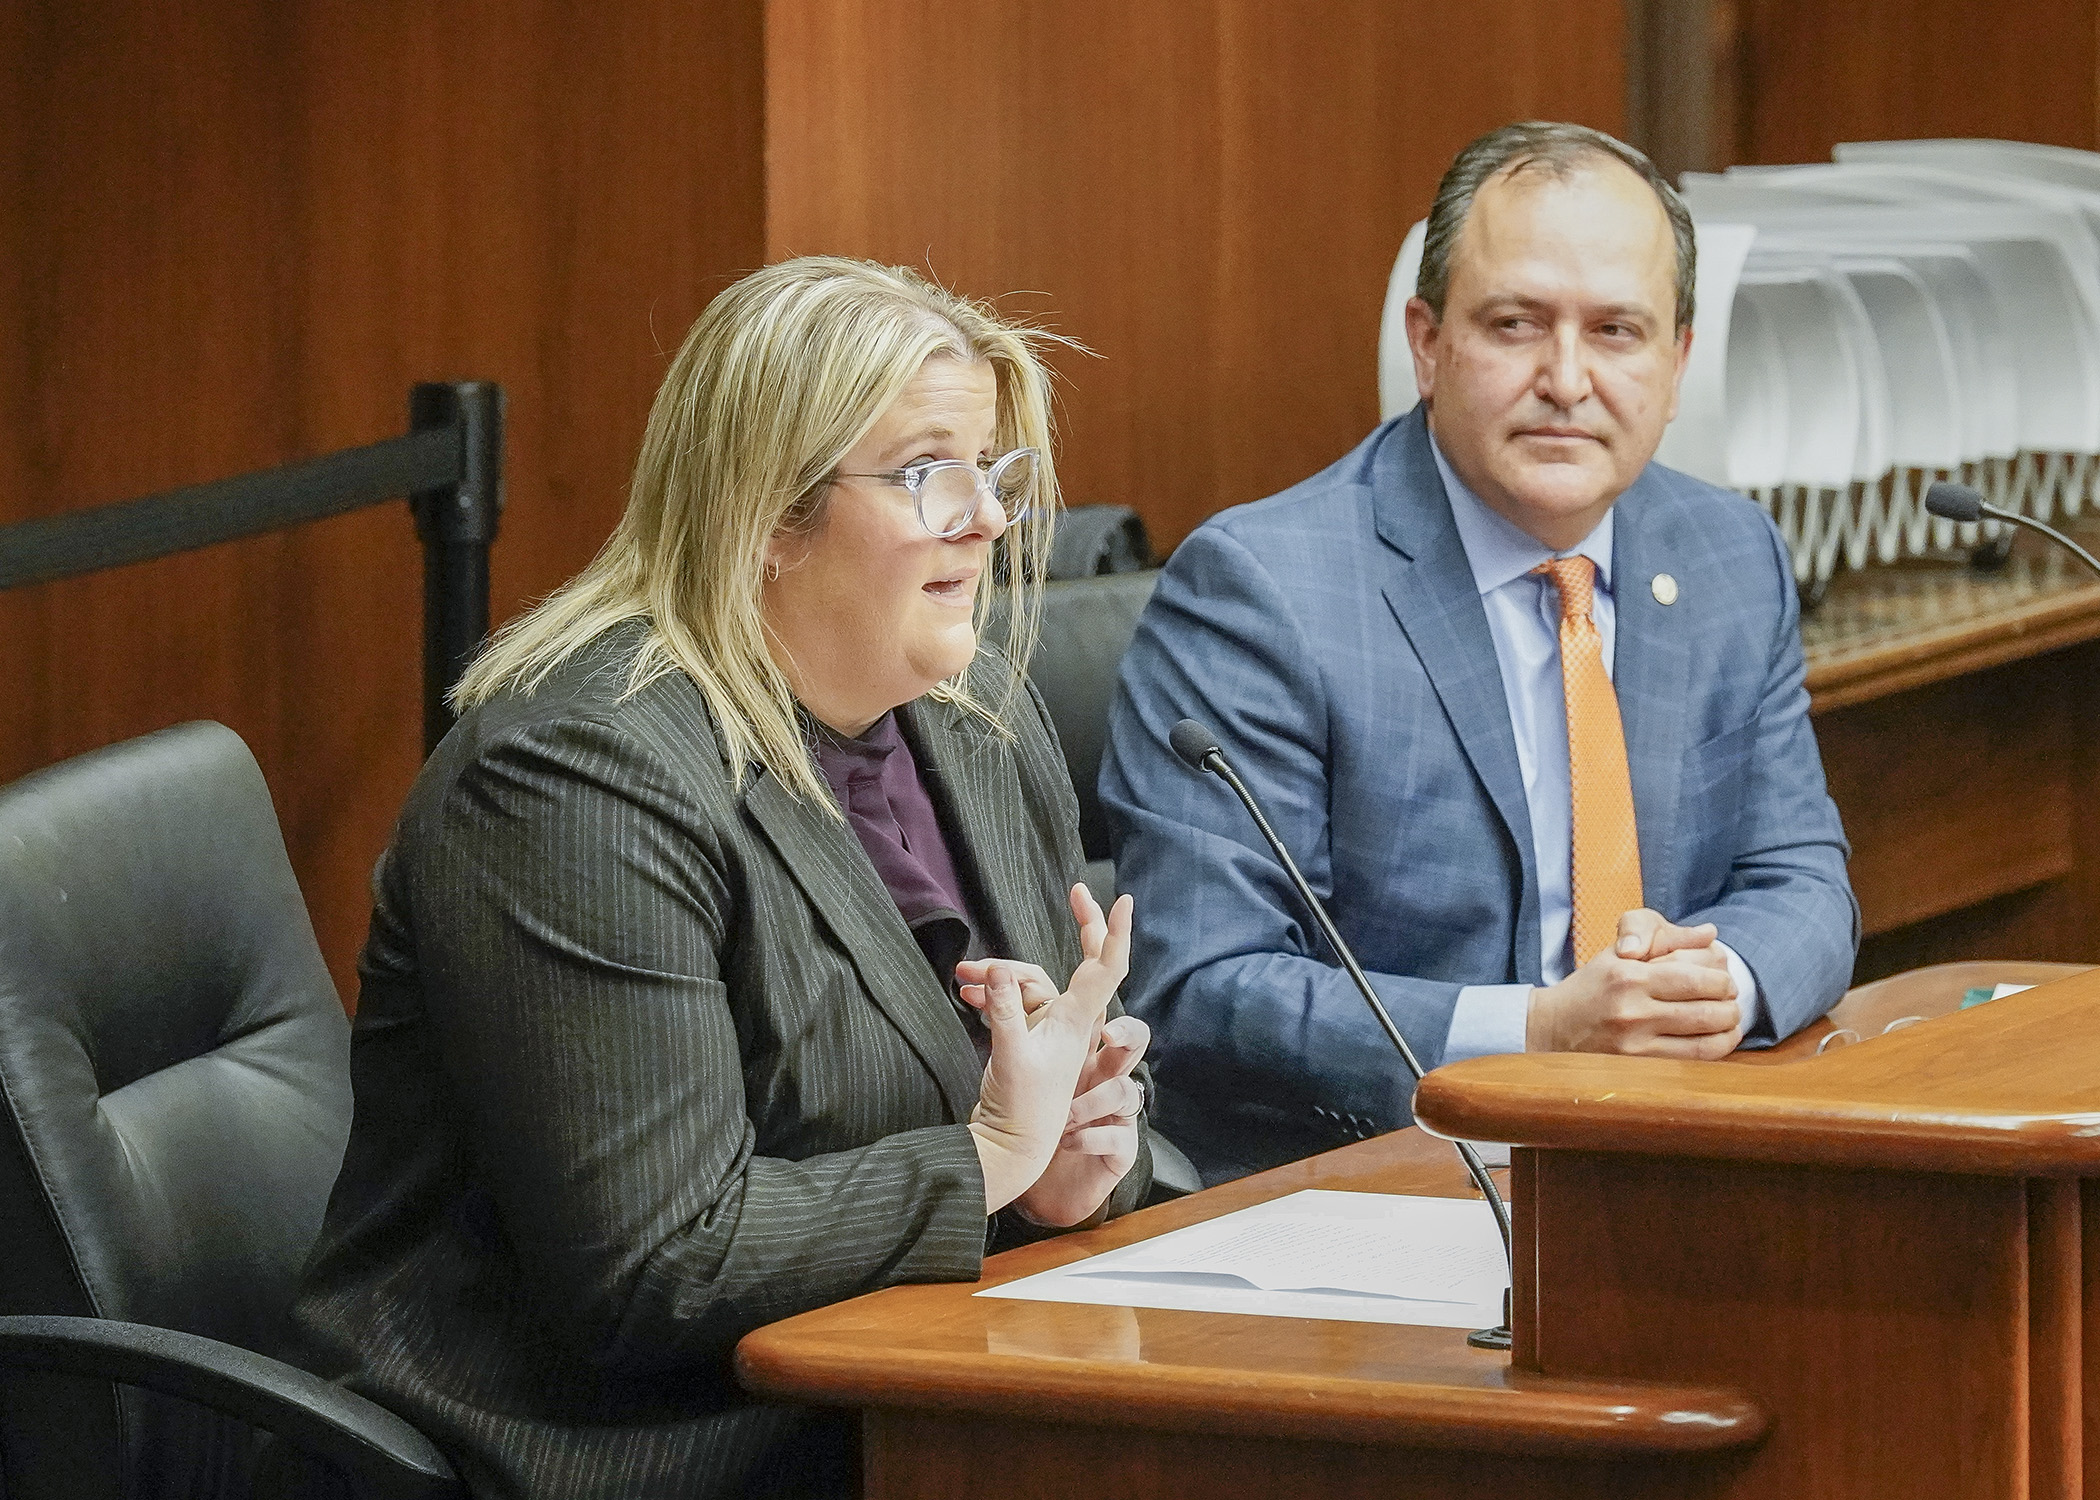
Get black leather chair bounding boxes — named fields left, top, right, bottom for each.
left=1045, top=503, right=1151, bottom=580
left=0, top=722, right=457, bottom=1499
left=1028, top=568, right=1162, bottom=907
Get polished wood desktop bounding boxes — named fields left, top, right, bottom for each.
left=739, top=1128, right=1764, bottom=1500
left=738, top=966, right=2100, bottom=1499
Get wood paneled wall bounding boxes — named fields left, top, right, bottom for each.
left=3, top=1, right=1626, bottom=993
left=0, top=3, right=764, bottom=996
left=765, top=1, right=1626, bottom=551
left=1732, top=0, right=2099, bottom=164
left=9, top=1, right=2095, bottom=997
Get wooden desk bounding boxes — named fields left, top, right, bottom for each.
left=1752, top=957, right=2094, bottom=1061
left=739, top=1128, right=1767, bottom=1499
left=1415, top=964, right=2100, bottom=1500
left=742, top=967, right=2100, bottom=1499
left=1804, top=520, right=2100, bottom=980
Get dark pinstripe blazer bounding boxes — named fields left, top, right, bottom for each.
left=288, top=625, right=1152, bottom=1500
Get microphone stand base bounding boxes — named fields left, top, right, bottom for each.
left=1465, top=1325, right=1513, bottom=1351
left=1968, top=532, right=2016, bottom=571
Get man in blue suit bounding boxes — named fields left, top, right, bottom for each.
left=1102, top=122, right=1858, bottom=1183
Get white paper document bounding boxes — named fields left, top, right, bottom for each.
left=977, top=1189, right=1509, bottom=1329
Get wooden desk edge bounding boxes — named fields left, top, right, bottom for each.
left=738, top=1137, right=1769, bottom=1460
left=734, top=1336, right=1769, bottom=1457
left=1805, top=580, right=2100, bottom=712
left=1415, top=972, right=2100, bottom=1174
left=1414, top=1086, right=2100, bottom=1177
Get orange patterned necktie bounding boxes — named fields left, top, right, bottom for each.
left=1533, top=556, right=1644, bottom=965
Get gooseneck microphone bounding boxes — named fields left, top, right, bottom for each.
left=1924, top=481, right=2100, bottom=580
left=1167, top=717, right=1516, bottom=1352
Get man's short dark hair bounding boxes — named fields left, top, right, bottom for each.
left=1416, top=121, right=1697, bottom=332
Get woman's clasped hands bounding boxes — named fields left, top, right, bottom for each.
left=958, top=884, right=1148, bottom=1227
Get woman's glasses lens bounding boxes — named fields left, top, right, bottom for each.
left=918, top=450, right=1037, bottom=537
left=991, top=449, right=1036, bottom=521
left=919, top=467, right=982, bottom=537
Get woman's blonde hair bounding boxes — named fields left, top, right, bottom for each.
left=452, top=256, right=1063, bottom=807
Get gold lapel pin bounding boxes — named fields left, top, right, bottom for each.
left=1650, top=573, right=1679, bottom=606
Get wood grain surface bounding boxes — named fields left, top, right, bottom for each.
left=0, top=3, right=764, bottom=998
left=1784, top=519, right=2100, bottom=979
left=736, top=1129, right=1766, bottom=1458
left=2032, top=1176, right=2085, bottom=1500
left=764, top=0, right=1626, bottom=554
left=2083, top=1177, right=2100, bottom=1496
left=745, top=960, right=2100, bottom=1498
left=15, top=1, right=2100, bottom=1010
left=1526, top=1151, right=2035, bottom=1499
left=862, top=1411, right=1752, bottom=1500
left=2, top=0, right=1623, bottom=999
left=1802, top=527, right=2100, bottom=713
left=1817, top=654, right=2078, bottom=936
left=1755, top=959, right=2097, bottom=1061
left=1508, top=963, right=2100, bottom=1497
left=1734, top=0, right=2099, bottom=165
left=1416, top=965, right=2100, bottom=1173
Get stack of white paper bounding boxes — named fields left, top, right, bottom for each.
left=978, top=1189, right=1508, bottom=1330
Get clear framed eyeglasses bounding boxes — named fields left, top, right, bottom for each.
left=831, top=447, right=1040, bottom=539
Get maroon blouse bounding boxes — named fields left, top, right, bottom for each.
left=811, top=713, right=985, bottom=1010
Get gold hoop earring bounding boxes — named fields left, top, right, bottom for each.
left=763, top=559, right=781, bottom=583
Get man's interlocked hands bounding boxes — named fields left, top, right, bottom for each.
left=1524, top=908, right=1746, bottom=1059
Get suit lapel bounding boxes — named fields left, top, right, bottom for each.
left=898, top=695, right=1060, bottom=973
left=1609, top=476, right=1691, bottom=916
left=740, top=759, right=982, bottom=1122
left=1372, top=413, right=1541, bottom=970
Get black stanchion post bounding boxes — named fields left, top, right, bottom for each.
left=409, top=382, right=505, bottom=755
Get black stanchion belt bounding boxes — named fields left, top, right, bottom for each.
left=0, top=427, right=461, bottom=593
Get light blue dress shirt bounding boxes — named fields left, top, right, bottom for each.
left=1432, top=440, right=1761, bottom=1063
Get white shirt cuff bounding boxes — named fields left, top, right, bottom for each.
left=1714, top=939, right=1762, bottom=1043
left=1443, top=983, right=1533, bottom=1065
left=1442, top=944, right=1759, bottom=1067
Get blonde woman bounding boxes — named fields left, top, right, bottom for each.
left=288, top=259, right=1153, bottom=1500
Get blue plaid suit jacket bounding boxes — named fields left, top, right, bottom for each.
left=1101, top=406, right=1858, bottom=1180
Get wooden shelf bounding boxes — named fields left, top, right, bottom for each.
left=1803, top=517, right=2100, bottom=712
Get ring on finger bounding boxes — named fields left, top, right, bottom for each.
left=1116, top=1075, right=1147, bottom=1122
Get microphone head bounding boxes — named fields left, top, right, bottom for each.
left=1169, top=718, right=1223, bottom=772
left=1925, top=481, right=1986, bottom=523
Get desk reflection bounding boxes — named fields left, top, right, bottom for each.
left=983, top=1299, right=1141, bottom=1363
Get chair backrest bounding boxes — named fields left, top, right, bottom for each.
left=1046, top=504, right=1152, bottom=580
left=0, top=722, right=351, bottom=1495
left=1025, top=570, right=1161, bottom=866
